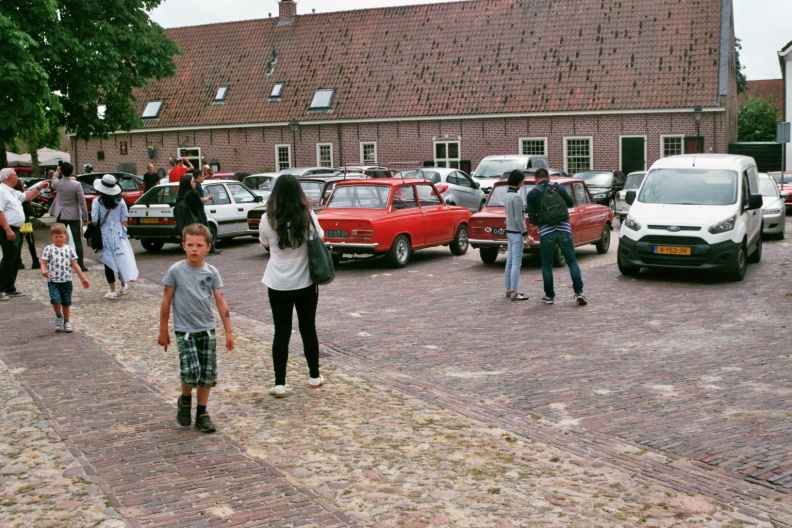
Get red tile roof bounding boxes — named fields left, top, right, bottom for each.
left=741, top=79, right=784, bottom=115
left=135, top=0, right=727, bottom=129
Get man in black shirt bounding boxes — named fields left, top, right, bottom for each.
left=143, top=164, right=159, bottom=192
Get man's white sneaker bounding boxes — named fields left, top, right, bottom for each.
left=104, top=291, right=119, bottom=299
left=309, top=376, right=325, bottom=388
left=269, top=385, right=287, bottom=398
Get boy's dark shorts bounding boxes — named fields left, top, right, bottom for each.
left=176, top=330, right=217, bottom=388
left=48, top=281, right=73, bottom=306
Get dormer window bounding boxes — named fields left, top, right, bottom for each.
left=213, top=86, right=228, bottom=104
left=269, top=82, right=284, bottom=101
left=309, top=89, right=334, bottom=111
left=142, top=101, right=163, bottom=119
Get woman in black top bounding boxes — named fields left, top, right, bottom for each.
left=176, top=174, right=204, bottom=223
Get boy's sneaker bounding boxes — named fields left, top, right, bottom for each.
left=63, top=321, right=74, bottom=333
left=540, top=295, right=555, bottom=304
left=269, top=385, right=287, bottom=398
left=55, top=317, right=64, bottom=332
left=104, top=291, right=118, bottom=299
left=176, top=397, right=191, bottom=427
left=194, top=414, right=216, bottom=433
left=309, top=376, right=325, bottom=388
left=575, top=294, right=588, bottom=306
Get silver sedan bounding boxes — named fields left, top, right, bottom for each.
left=759, top=174, right=786, bottom=240
left=395, top=168, right=486, bottom=212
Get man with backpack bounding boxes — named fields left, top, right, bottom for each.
left=526, top=168, right=587, bottom=306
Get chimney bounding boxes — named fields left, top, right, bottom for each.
left=278, top=0, right=296, bottom=25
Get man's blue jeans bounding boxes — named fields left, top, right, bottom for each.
left=504, top=232, right=524, bottom=292
left=539, top=229, right=583, bottom=299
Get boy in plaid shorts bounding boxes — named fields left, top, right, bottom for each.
left=40, top=223, right=90, bottom=332
left=158, top=223, right=234, bottom=433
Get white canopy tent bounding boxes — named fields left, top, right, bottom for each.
left=4, top=148, right=70, bottom=167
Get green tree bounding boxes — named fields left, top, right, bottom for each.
left=735, top=37, right=747, bottom=94
left=738, top=96, right=780, bottom=142
left=0, top=0, right=181, bottom=165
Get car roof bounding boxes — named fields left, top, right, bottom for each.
left=333, top=178, right=428, bottom=188
left=649, top=154, right=756, bottom=171
left=396, top=168, right=458, bottom=175
left=492, top=176, right=582, bottom=187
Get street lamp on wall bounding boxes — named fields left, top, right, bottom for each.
left=693, top=106, right=703, bottom=137
left=288, top=119, right=300, bottom=168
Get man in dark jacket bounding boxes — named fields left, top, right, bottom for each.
left=525, top=168, right=587, bottom=305
left=49, top=162, right=89, bottom=271
left=143, top=164, right=159, bottom=192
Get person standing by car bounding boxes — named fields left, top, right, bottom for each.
left=504, top=169, right=531, bottom=301
left=191, top=169, right=220, bottom=254
left=169, top=156, right=193, bottom=183
left=91, top=175, right=139, bottom=299
left=526, top=168, right=587, bottom=306
left=0, top=168, right=49, bottom=301
left=259, top=175, right=325, bottom=398
left=13, top=180, right=40, bottom=270
left=143, top=163, right=159, bottom=192
left=50, top=162, right=90, bottom=271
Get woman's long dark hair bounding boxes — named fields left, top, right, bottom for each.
left=99, top=193, right=120, bottom=209
left=176, top=174, right=196, bottom=201
left=267, top=174, right=312, bottom=249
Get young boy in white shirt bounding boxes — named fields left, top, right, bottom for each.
left=40, top=223, right=90, bottom=332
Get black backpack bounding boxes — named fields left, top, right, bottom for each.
left=538, top=184, right=569, bottom=225
left=173, top=198, right=198, bottom=235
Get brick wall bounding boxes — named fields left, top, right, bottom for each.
left=70, top=111, right=732, bottom=176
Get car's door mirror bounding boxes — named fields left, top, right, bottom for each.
left=473, top=181, right=481, bottom=190
left=748, top=193, right=763, bottom=210
left=780, top=190, right=790, bottom=198
left=254, top=195, right=264, bottom=202
left=625, top=190, right=636, bottom=205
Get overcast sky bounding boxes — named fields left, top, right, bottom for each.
left=149, top=0, right=791, bottom=81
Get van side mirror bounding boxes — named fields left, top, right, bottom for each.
left=748, top=193, right=763, bottom=210
left=473, top=181, right=481, bottom=190
left=625, top=190, right=636, bottom=205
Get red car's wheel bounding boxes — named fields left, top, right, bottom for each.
left=387, top=235, right=411, bottom=268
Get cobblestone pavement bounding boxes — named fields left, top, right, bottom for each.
left=1, top=220, right=790, bottom=527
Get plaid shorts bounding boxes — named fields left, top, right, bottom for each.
left=48, top=281, right=73, bottom=306
left=176, top=330, right=217, bottom=388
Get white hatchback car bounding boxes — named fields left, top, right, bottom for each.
left=614, top=171, right=646, bottom=222
left=127, top=181, right=264, bottom=251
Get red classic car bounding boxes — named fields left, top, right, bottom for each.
left=318, top=178, right=472, bottom=267
left=468, top=176, right=614, bottom=265
left=76, top=172, right=145, bottom=213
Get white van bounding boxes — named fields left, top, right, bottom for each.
left=618, top=154, right=763, bottom=281
left=472, top=155, right=549, bottom=193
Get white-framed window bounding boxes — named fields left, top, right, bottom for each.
left=661, top=135, right=684, bottom=157
left=564, top=137, right=592, bottom=173
left=177, top=147, right=202, bottom=172
left=310, top=89, right=334, bottom=110
left=213, top=86, right=228, bottom=103
left=276, top=144, right=292, bottom=171
left=519, top=137, right=547, bottom=156
left=142, top=101, right=163, bottom=119
left=317, top=143, right=333, bottom=167
left=361, top=142, right=377, bottom=164
left=434, top=141, right=460, bottom=169
left=269, top=82, right=284, bottom=101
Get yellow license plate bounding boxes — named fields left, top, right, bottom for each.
left=141, top=218, right=159, bottom=224
left=654, top=245, right=691, bottom=255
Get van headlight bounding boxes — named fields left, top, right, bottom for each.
left=763, top=207, right=782, bottom=216
left=708, top=215, right=736, bottom=234
left=592, top=193, right=606, bottom=199
left=623, top=215, right=641, bottom=231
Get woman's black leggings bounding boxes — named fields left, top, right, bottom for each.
left=267, top=284, right=320, bottom=385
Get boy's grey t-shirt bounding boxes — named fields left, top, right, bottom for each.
left=162, top=260, right=223, bottom=332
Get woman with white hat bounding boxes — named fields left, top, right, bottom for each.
left=90, top=174, right=139, bottom=298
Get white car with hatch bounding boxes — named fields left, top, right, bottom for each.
left=618, top=154, right=763, bottom=281
left=127, top=180, right=264, bottom=251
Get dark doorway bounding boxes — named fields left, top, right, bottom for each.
left=621, top=137, right=646, bottom=174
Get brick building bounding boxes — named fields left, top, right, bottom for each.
left=69, top=0, right=740, bottom=176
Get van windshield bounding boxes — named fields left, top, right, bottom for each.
left=475, top=160, right=523, bottom=179
left=638, top=169, right=737, bottom=206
